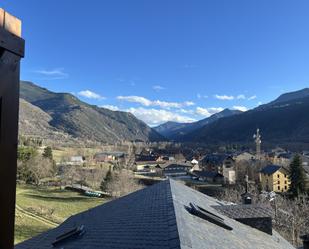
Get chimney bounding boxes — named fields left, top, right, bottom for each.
left=241, top=193, right=253, bottom=205
left=241, top=175, right=253, bottom=205
left=213, top=204, right=273, bottom=235
left=301, top=234, right=309, bottom=249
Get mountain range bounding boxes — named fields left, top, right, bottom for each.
left=19, top=81, right=309, bottom=147
left=19, top=81, right=163, bottom=144
left=154, top=109, right=242, bottom=140
left=155, top=88, right=309, bottom=147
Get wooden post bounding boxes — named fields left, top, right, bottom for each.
left=0, top=9, right=24, bottom=249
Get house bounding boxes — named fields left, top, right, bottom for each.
left=200, top=154, right=236, bottom=184
left=273, top=152, right=293, bottom=167
left=134, top=160, right=165, bottom=171
left=220, top=158, right=236, bottom=185
left=163, top=163, right=192, bottom=177
left=136, top=154, right=159, bottom=162
left=134, top=164, right=160, bottom=177
left=200, top=154, right=234, bottom=171
left=234, top=152, right=254, bottom=162
left=192, top=170, right=224, bottom=183
left=222, top=167, right=236, bottom=185
left=260, top=165, right=290, bottom=192
left=16, top=179, right=294, bottom=249
left=302, top=157, right=309, bottom=190
left=70, top=156, right=84, bottom=165
left=94, top=152, right=125, bottom=163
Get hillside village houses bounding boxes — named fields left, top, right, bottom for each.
left=200, top=154, right=236, bottom=184
left=55, top=136, right=309, bottom=193
left=259, top=165, right=290, bottom=193
left=70, top=156, right=84, bottom=165
left=94, top=151, right=125, bottom=163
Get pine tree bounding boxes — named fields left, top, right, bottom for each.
left=289, top=154, right=306, bottom=197
left=100, top=169, right=113, bottom=192
left=42, top=146, right=53, bottom=161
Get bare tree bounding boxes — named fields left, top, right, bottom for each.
left=25, top=155, right=56, bottom=186
left=217, top=184, right=309, bottom=247
left=272, top=195, right=309, bottom=246
left=61, top=165, right=81, bottom=186
left=104, top=169, right=143, bottom=197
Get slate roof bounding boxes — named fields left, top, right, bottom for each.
left=16, top=179, right=294, bottom=249
left=94, top=152, right=125, bottom=158
left=213, top=204, right=274, bottom=219
left=163, top=164, right=192, bottom=170
left=164, top=168, right=188, bottom=174
left=192, top=170, right=223, bottom=178
left=260, top=165, right=282, bottom=174
left=201, top=154, right=233, bottom=165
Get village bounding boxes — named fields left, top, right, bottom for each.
left=28, top=128, right=308, bottom=198
left=14, top=129, right=309, bottom=246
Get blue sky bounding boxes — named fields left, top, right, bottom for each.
left=2, top=0, right=309, bottom=126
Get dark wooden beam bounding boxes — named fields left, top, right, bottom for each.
left=0, top=9, right=24, bottom=249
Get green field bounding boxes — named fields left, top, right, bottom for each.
left=15, top=184, right=107, bottom=244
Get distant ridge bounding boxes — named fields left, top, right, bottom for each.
left=267, top=88, right=309, bottom=106
left=19, top=81, right=164, bottom=143
left=154, top=108, right=242, bottom=140
left=180, top=88, right=309, bottom=147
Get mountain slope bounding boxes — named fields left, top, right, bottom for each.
left=182, top=89, right=309, bottom=145
left=154, top=121, right=191, bottom=138
left=20, top=81, right=164, bottom=143
left=19, top=98, right=76, bottom=142
left=266, top=88, right=309, bottom=106
left=154, top=109, right=242, bottom=139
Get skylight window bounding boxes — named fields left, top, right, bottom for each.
left=52, top=225, right=85, bottom=247
left=187, top=203, right=233, bottom=231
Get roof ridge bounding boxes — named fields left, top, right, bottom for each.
left=165, top=180, right=182, bottom=249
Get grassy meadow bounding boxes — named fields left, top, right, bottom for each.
left=15, top=184, right=107, bottom=244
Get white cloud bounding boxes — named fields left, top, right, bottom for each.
left=215, top=94, right=257, bottom=101
left=248, top=95, right=257, bottom=100
left=195, top=107, right=224, bottom=117
left=178, top=109, right=195, bottom=114
left=184, top=101, right=195, bottom=106
left=33, top=68, right=69, bottom=79
left=237, top=94, right=246, bottom=100
left=152, top=85, right=165, bottom=91
left=117, top=95, right=194, bottom=109
left=117, top=96, right=152, bottom=106
left=153, top=100, right=182, bottom=108
left=78, top=90, right=105, bottom=100
left=101, top=105, right=119, bottom=111
left=233, top=105, right=248, bottom=112
left=215, top=94, right=235, bottom=100
left=197, top=94, right=208, bottom=99
left=127, top=107, right=196, bottom=126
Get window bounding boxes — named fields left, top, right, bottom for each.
left=278, top=181, right=280, bottom=184
left=52, top=225, right=85, bottom=246
left=285, top=186, right=287, bottom=190
left=278, top=186, right=280, bottom=190
left=186, top=203, right=233, bottom=231
left=285, top=180, right=287, bottom=184
left=277, top=174, right=280, bottom=178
